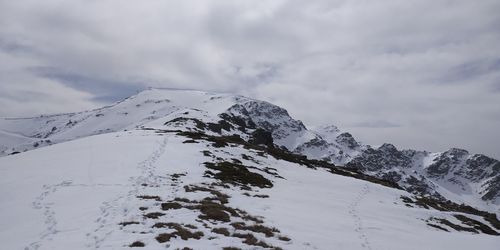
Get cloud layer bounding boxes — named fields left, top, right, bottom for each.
left=1, top=0, right=500, bottom=158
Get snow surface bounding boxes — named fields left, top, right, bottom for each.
left=0, top=130, right=498, bottom=249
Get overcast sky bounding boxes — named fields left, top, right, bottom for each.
left=1, top=0, right=499, bottom=158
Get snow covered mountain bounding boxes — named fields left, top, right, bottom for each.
left=0, top=88, right=498, bottom=209
left=292, top=128, right=499, bottom=212
left=345, top=145, right=500, bottom=211
left=0, top=88, right=499, bottom=249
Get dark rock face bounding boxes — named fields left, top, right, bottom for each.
left=335, top=133, right=359, bottom=149
left=378, top=143, right=399, bottom=154
left=403, top=176, right=443, bottom=199
left=218, top=113, right=256, bottom=132
left=482, top=175, right=500, bottom=201
left=230, top=101, right=306, bottom=141
left=464, top=155, right=499, bottom=181
left=380, top=171, right=403, bottom=183
left=427, top=148, right=469, bottom=178
left=294, top=138, right=330, bottom=152
left=249, top=129, right=274, bottom=148
left=348, top=144, right=413, bottom=172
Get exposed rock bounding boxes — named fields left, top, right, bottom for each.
left=335, top=133, right=359, bottom=149
left=249, top=129, right=274, bottom=148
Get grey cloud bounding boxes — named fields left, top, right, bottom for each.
left=0, top=39, right=34, bottom=55
left=1, top=0, right=500, bottom=158
left=351, top=121, right=402, bottom=128
left=438, top=58, right=500, bottom=83
left=29, top=66, right=143, bottom=102
left=227, top=63, right=280, bottom=86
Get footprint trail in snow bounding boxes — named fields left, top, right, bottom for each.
left=348, top=183, right=373, bottom=250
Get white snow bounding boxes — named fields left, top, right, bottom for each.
left=0, top=130, right=498, bottom=249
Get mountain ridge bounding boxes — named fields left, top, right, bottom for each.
left=0, top=88, right=498, bottom=212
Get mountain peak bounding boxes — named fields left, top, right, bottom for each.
left=378, top=143, right=398, bottom=152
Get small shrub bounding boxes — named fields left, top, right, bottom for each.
left=254, top=194, right=269, bottom=198
left=170, top=173, right=186, bottom=180
left=176, top=229, right=204, bottom=240
left=144, top=212, right=165, bottom=219
left=174, top=197, right=196, bottom=203
left=184, top=224, right=198, bottom=229
left=156, top=233, right=173, bottom=243
left=153, top=222, right=204, bottom=241
left=231, top=222, right=279, bottom=237
left=241, top=214, right=264, bottom=224
left=184, top=185, right=229, bottom=204
left=212, top=227, right=230, bottom=236
left=198, top=203, right=231, bottom=222
left=129, top=241, right=145, bottom=247
left=161, top=202, right=183, bottom=210
left=137, top=195, right=161, bottom=201
left=119, top=221, right=140, bottom=226
left=202, top=150, right=213, bottom=157
left=278, top=235, right=291, bottom=241
left=232, top=232, right=273, bottom=248
left=232, top=232, right=258, bottom=244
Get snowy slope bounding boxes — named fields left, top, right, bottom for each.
left=0, top=89, right=232, bottom=153
left=1, top=129, right=498, bottom=250
left=0, top=88, right=319, bottom=155
left=0, top=129, right=37, bottom=155
left=0, top=88, right=499, bottom=212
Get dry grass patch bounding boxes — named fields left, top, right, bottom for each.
left=161, top=202, right=183, bottom=210
left=144, top=212, right=165, bottom=219
left=154, top=222, right=204, bottom=243
left=119, top=221, right=140, bottom=226
left=278, top=235, right=291, bottom=241
left=129, top=241, right=145, bottom=247
left=204, top=162, right=273, bottom=188
left=231, top=222, right=279, bottom=237
left=212, top=227, right=230, bottom=236
left=231, top=232, right=280, bottom=249
left=137, top=195, right=162, bottom=201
